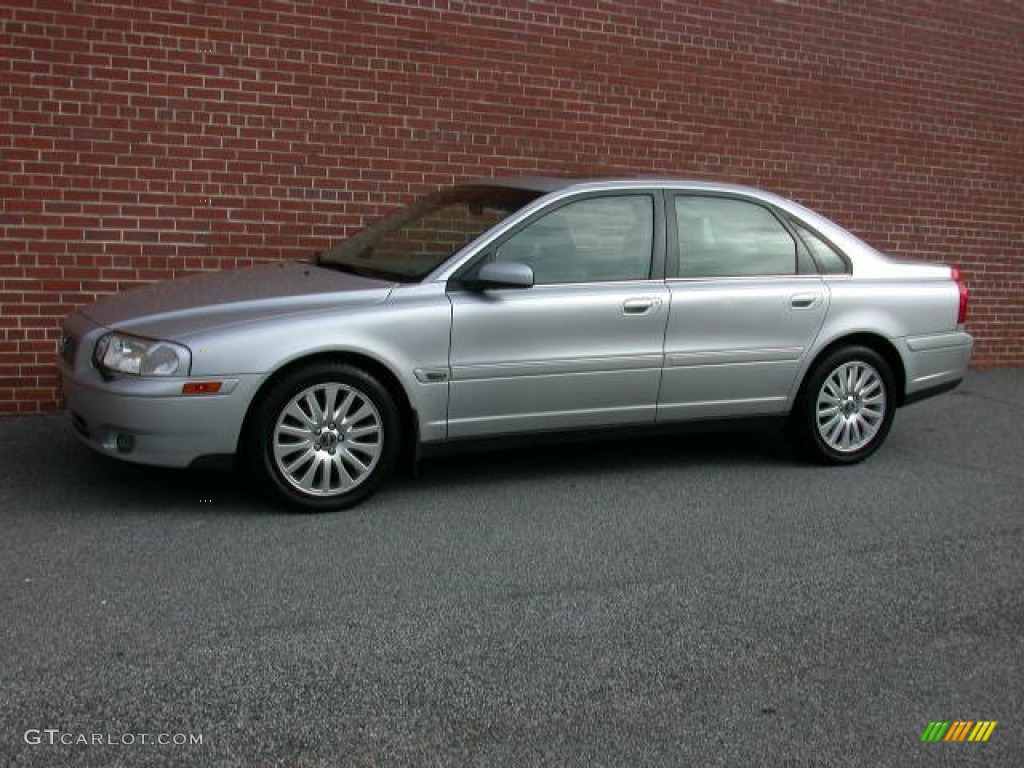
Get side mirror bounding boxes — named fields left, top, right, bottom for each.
left=468, top=261, right=535, bottom=290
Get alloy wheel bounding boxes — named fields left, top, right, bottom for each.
left=814, top=360, right=887, bottom=453
left=271, top=382, right=383, bottom=496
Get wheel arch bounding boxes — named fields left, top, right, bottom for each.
left=237, top=350, right=419, bottom=465
left=794, top=332, right=907, bottom=411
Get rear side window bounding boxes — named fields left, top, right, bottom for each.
left=791, top=220, right=850, bottom=275
left=674, top=196, right=797, bottom=277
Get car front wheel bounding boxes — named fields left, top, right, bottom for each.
left=793, top=346, right=895, bottom=464
left=254, top=363, right=400, bottom=511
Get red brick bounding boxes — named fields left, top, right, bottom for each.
left=0, top=0, right=1021, bottom=414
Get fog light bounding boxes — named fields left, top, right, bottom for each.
left=116, top=434, right=135, bottom=453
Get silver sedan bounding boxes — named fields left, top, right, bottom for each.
left=60, top=178, right=974, bottom=510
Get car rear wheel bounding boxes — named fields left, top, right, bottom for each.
left=254, top=363, right=400, bottom=511
left=792, top=346, right=895, bottom=464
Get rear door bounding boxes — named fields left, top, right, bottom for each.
left=447, top=192, right=670, bottom=438
left=658, top=193, right=828, bottom=421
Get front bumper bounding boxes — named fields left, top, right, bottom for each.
left=59, top=310, right=263, bottom=473
left=61, top=366, right=262, bottom=468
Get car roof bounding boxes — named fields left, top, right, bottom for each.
left=474, top=175, right=766, bottom=197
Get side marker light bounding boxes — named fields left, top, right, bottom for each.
left=182, top=381, right=223, bottom=395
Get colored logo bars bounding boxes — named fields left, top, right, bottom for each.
left=921, top=721, right=997, bottom=742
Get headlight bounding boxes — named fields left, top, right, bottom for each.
left=93, top=333, right=191, bottom=377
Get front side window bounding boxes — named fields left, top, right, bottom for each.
left=674, top=196, right=797, bottom=278
left=494, top=195, right=654, bottom=284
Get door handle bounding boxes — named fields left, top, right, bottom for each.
left=622, top=297, right=662, bottom=316
left=790, top=293, right=822, bottom=310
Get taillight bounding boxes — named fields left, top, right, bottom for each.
left=952, top=267, right=969, bottom=325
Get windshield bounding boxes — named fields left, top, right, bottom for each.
left=318, top=185, right=543, bottom=282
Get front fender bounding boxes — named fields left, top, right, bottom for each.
left=181, top=284, right=454, bottom=443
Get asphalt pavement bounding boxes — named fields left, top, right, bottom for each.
left=1, top=370, right=1021, bottom=767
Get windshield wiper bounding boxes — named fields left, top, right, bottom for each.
left=317, top=260, right=401, bottom=282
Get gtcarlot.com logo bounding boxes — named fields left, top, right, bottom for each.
left=24, top=729, right=203, bottom=747
left=921, top=721, right=997, bottom=742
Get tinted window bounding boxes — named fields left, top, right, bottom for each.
left=495, top=195, right=653, bottom=284
left=792, top=220, right=849, bottom=274
left=675, top=196, right=796, bottom=277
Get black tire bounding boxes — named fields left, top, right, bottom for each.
left=791, top=345, right=896, bottom=465
left=252, top=363, right=401, bottom=511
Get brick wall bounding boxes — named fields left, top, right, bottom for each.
left=2, top=0, right=1021, bottom=413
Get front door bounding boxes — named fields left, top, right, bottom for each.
left=447, top=193, right=670, bottom=438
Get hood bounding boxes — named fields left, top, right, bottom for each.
left=82, top=262, right=395, bottom=339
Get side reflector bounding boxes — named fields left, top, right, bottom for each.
left=182, top=381, right=223, bottom=395
left=951, top=267, right=969, bottom=325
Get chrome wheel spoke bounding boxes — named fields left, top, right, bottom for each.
left=817, top=402, right=841, bottom=418
left=297, top=454, right=323, bottom=491
left=348, top=438, right=381, bottom=461
left=332, top=453, right=356, bottom=489
left=852, top=365, right=869, bottom=392
left=340, top=446, right=371, bottom=473
left=822, top=414, right=844, bottom=444
left=277, top=423, right=311, bottom=440
left=861, top=405, right=883, bottom=423
left=838, top=421, right=853, bottom=449
left=321, top=384, right=341, bottom=422
left=284, top=401, right=315, bottom=428
left=303, top=392, right=323, bottom=423
left=848, top=415, right=863, bottom=446
left=317, top=455, right=333, bottom=494
left=280, top=445, right=315, bottom=472
left=846, top=365, right=859, bottom=393
left=345, top=403, right=375, bottom=427
left=334, top=391, right=356, bottom=423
